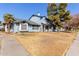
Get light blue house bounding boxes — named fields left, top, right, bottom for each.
left=4, top=14, right=54, bottom=33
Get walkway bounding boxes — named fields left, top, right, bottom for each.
left=66, top=33, right=79, bottom=56
left=0, top=34, right=30, bottom=56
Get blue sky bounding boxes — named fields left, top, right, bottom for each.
left=0, top=3, right=79, bottom=21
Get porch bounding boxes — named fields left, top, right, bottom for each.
left=41, top=23, right=53, bottom=32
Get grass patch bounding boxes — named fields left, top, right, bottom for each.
left=15, top=32, right=76, bottom=56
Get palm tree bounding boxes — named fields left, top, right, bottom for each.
left=4, top=13, right=15, bottom=33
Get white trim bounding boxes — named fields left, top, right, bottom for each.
left=19, top=23, right=28, bottom=31
left=5, top=24, right=8, bottom=32
left=19, top=23, right=21, bottom=31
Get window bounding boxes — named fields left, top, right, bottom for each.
left=32, top=26, right=39, bottom=30
left=21, top=23, right=27, bottom=30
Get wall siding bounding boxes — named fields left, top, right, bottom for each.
left=13, top=23, right=19, bottom=33
left=28, top=25, right=41, bottom=32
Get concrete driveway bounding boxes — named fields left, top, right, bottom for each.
left=66, top=33, right=79, bottom=56
left=0, top=34, right=30, bottom=56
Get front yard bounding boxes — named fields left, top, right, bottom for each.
left=12, top=32, right=76, bottom=55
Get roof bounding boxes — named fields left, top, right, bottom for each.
left=26, top=20, right=40, bottom=25
left=14, top=18, right=26, bottom=23
left=29, top=15, right=46, bottom=20
left=14, top=15, right=48, bottom=25
left=29, top=15, right=52, bottom=22
left=14, top=18, right=40, bottom=25
left=3, top=15, right=52, bottom=26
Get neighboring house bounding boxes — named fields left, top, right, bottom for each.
left=4, top=14, right=54, bottom=33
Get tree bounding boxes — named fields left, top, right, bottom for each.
left=59, top=3, right=71, bottom=31
left=47, top=3, right=61, bottom=31
left=67, top=14, right=79, bottom=31
left=4, top=13, right=15, bottom=33
left=0, top=21, right=2, bottom=26
left=47, top=3, right=71, bottom=31
left=59, top=3, right=71, bottom=22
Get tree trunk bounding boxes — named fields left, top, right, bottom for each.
left=53, top=25, right=56, bottom=32
left=7, top=24, right=11, bottom=33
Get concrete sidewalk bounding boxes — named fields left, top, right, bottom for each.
left=0, top=34, right=30, bottom=56
left=66, top=33, right=79, bottom=56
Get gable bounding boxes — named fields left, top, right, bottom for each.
left=29, top=16, right=41, bottom=23
left=40, top=17, right=48, bottom=24
left=29, top=15, right=48, bottom=25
